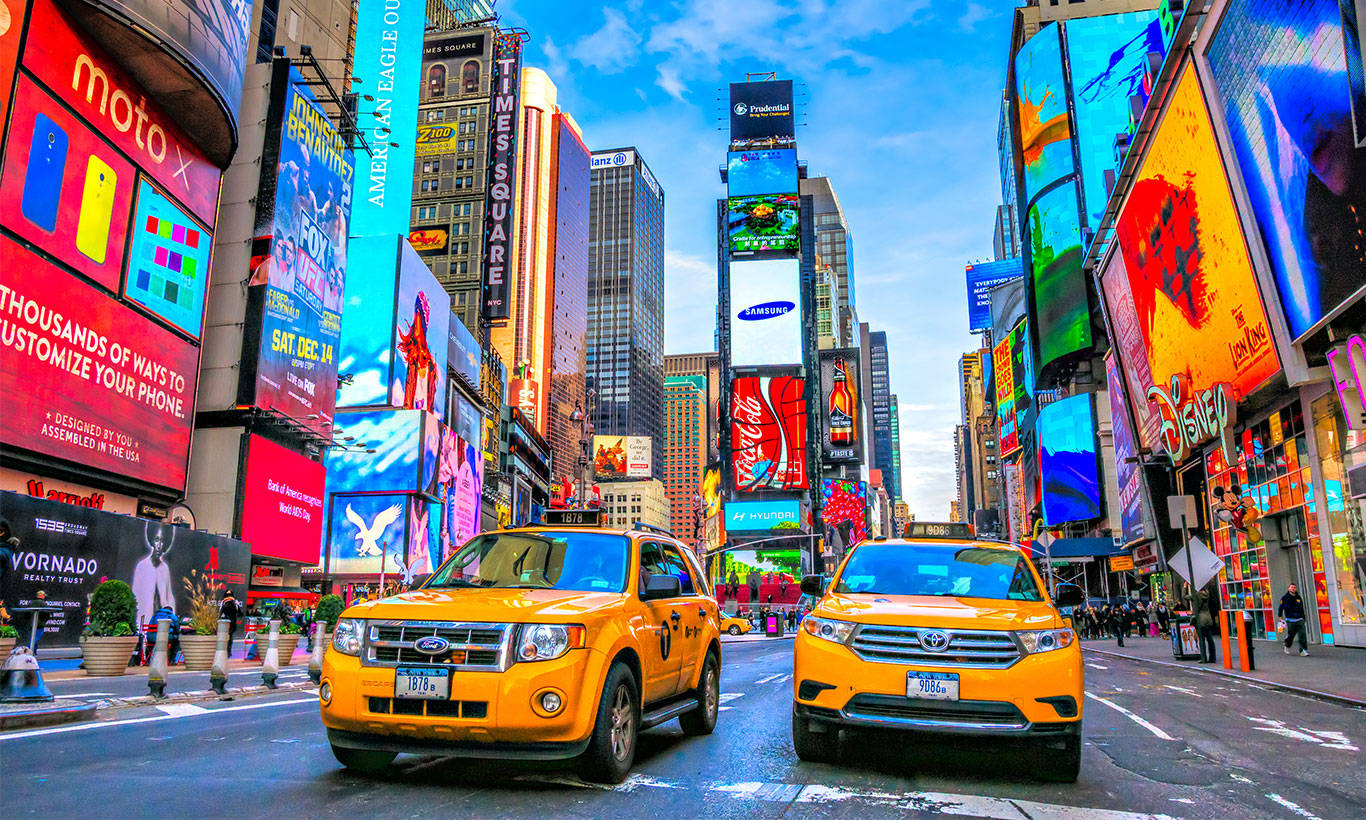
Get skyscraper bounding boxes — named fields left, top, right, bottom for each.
left=545, top=116, right=591, bottom=484
left=663, top=375, right=707, bottom=542
left=869, top=330, right=899, bottom=503
left=889, top=395, right=904, bottom=503
left=664, top=352, right=721, bottom=463
left=799, top=176, right=857, bottom=347
left=586, top=148, right=665, bottom=478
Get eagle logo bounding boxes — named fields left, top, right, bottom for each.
left=344, top=503, right=403, bottom=557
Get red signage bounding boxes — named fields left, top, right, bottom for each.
left=0, top=0, right=22, bottom=125
left=239, top=434, right=325, bottom=565
left=0, top=238, right=199, bottom=489
left=21, top=0, right=222, bottom=224
left=731, top=376, right=808, bottom=491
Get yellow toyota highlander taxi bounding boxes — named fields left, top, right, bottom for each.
left=319, top=513, right=722, bottom=783
left=792, top=523, right=1085, bottom=781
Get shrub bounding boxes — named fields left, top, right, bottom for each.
left=314, top=594, right=345, bottom=631
left=279, top=619, right=302, bottom=635
left=182, top=571, right=222, bottom=636
left=87, top=579, right=136, bottom=636
left=0, top=624, right=18, bottom=638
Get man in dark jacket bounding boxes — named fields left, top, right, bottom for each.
left=1195, top=587, right=1219, bottom=663
left=220, top=590, right=241, bottom=657
left=1278, top=584, right=1309, bottom=656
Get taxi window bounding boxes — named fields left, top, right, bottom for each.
left=834, top=542, right=1042, bottom=602
left=638, top=542, right=696, bottom=597
left=661, top=545, right=697, bottom=595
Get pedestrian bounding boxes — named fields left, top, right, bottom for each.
left=1108, top=604, right=1125, bottom=647
left=0, top=517, right=19, bottom=626
left=1195, top=586, right=1219, bottom=663
left=220, top=590, right=241, bottom=657
left=150, top=604, right=182, bottom=664
left=727, top=568, right=739, bottom=599
left=1156, top=602, right=1171, bottom=637
left=1278, top=583, right=1309, bottom=656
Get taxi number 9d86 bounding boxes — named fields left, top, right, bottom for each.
left=907, top=671, right=959, bottom=701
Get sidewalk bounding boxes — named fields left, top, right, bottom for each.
left=1080, top=635, right=1366, bottom=707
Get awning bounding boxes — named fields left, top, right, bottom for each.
left=246, top=586, right=318, bottom=601
left=1025, top=537, right=1127, bottom=560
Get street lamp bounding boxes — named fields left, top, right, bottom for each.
left=569, top=389, right=596, bottom=505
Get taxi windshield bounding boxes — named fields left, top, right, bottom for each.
left=423, top=531, right=630, bottom=593
left=833, top=542, right=1042, bottom=601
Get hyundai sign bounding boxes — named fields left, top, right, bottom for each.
left=725, top=500, right=802, bottom=532
left=730, top=258, right=801, bottom=367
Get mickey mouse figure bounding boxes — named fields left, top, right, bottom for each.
left=1212, top=484, right=1263, bottom=545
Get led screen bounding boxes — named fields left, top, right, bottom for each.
left=729, top=80, right=795, bottom=145
left=730, top=258, right=801, bottom=367
left=124, top=178, right=214, bottom=339
left=437, top=427, right=482, bottom=562
left=965, top=258, right=1024, bottom=332
left=483, top=32, right=521, bottom=319
left=338, top=235, right=400, bottom=407
left=448, top=315, right=481, bottom=391
left=989, top=276, right=1027, bottom=342
left=1115, top=65, right=1281, bottom=400
left=593, top=435, right=653, bottom=480
left=239, top=434, right=325, bottom=564
left=821, top=478, right=867, bottom=547
left=993, top=332, right=1017, bottom=454
left=727, top=149, right=798, bottom=197
left=728, top=194, right=800, bottom=258
left=731, top=376, right=807, bottom=492
left=1105, top=353, right=1147, bottom=545
left=1027, top=181, right=1091, bottom=369
left=327, top=493, right=409, bottom=575
left=391, top=245, right=450, bottom=416
left=818, top=348, right=863, bottom=464
left=1038, top=393, right=1101, bottom=525
left=725, top=500, right=803, bottom=532
left=1207, top=0, right=1366, bottom=339
left=1015, top=23, right=1074, bottom=206
left=1098, top=249, right=1162, bottom=451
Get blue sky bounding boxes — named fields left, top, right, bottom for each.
left=500, top=0, right=1015, bottom=519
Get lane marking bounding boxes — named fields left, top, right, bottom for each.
left=1085, top=692, right=1175, bottom=740
left=1086, top=663, right=1109, bottom=670
left=155, top=703, right=208, bottom=717
left=1162, top=685, right=1202, bottom=698
left=1247, top=717, right=1359, bottom=751
left=1265, top=793, right=1322, bottom=820
left=719, top=692, right=744, bottom=703
left=0, top=696, right=317, bottom=741
left=754, top=673, right=786, bottom=685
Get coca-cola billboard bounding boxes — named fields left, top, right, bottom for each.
left=731, top=376, right=808, bottom=492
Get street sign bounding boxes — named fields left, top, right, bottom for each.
left=1167, top=536, right=1223, bottom=588
left=1167, top=495, right=1197, bottom=530
left=1110, top=555, right=1135, bottom=572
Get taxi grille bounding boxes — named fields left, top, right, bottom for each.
left=362, top=621, right=510, bottom=670
left=849, top=625, right=1020, bottom=668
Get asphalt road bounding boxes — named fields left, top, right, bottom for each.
left=3, top=641, right=1363, bottom=819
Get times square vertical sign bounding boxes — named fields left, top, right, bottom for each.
left=483, top=32, right=521, bottom=320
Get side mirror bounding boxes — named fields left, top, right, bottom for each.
left=643, top=574, right=681, bottom=600
left=1053, top=583, right=1083, bottom=609
left=799, top=575, right=826, bottom=598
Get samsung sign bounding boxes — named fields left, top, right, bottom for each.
left=725, top=500, right=802, bottom=532
left=738, top=301, right=795, bottom=320
left=730, top=258, right=801, bottom=367
left=591, top=150, right=635, bottom=169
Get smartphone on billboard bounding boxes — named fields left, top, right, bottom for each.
left=76, top=156, right=117, bottom=263
left=22, top=113, right=68, bottom=232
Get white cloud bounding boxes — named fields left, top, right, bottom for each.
left=656, top=64, right=687, bottom=102
left=958, top=1, right=991, bottom=32
left=568, top=8, right=643, bottom=73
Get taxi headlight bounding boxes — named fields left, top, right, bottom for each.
left=1016, top=628, right=1075, bottom=654
left=331, top=618, right=364, bottom=656
left=516, top=624, right=587, bottom=662
left=801, top=616, right=856, bottom=645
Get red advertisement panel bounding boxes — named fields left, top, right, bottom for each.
left=0, top=238, right=198, bottom=489
left=21, top=0, right=221, bottom=224
left=731, top=376, right=808, bottom=492
left=239, top=434, right=325, bottom=564
left=0, top=0, right=23, bottom=125
left=0, top=76, right=135, bottom=294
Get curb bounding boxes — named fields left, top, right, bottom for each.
left=0, top=699, right=98, bottom=731
left=1083, top=647, right=1366, bottom=709
left=93, top=679, right=318, bottom=711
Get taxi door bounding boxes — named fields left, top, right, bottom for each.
left=632, top=540, right=686, bottom=704
left=663, top=543, right=713, bottom=694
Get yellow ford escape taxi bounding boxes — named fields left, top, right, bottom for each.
left=320, top=512, right=722, bottom=784
left=792, top=522, right=1085, bottom=781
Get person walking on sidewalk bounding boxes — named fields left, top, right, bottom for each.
left=1195, top=587, right=1219, bottom=664
left=220, top=590, right=242, bottom=657
left=1107, top=603, right=1125, bottom=647
left=1278, top=584, right=1310, bottom=656
left=1156, top=602, right=1171, bottom=638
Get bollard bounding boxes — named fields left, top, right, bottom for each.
left=308, top=622, right=328, bottom=685
left=209, top=619, right=230, bottom=696
left=148, top=619, right=169, bottom=698
left=262, top=619, right=281, bottom=689
left=1219, top=612, right=1232, bottom=669
left=1240, top=611, right=1255, bottom=671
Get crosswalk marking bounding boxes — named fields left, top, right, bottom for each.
left=754, top=673, right=792, bottom=685
left=1085, top=693, right=1175, bottom=741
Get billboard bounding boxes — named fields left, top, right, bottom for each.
left=989, top=276, right=1027, bottom=342
left=1099, top=249, right=1162, bottom=450
left=731, top=376, right=808, bottom=492
left=1, top=238, right=199, bottom=490
left=821, top=478, right=867, bottom=547
left=1027, top=181, right=1091, bottom=370
left=0, top=0, right=21, bottom=124
left=438, top=427, right=482, bottom=561
left=965, top=258, right=1024, bottom=333
left=727, top=194, right=800, bottom=258
left=124, top=178, right=214, bottom=339
left=730, top=258, right=801, bottom=367
left=1114, top=64, right=1280, bottom=401
left=392, top=248, right=450, bottom=415
left=415, top=124, right=458, bottom=157
left=1065, top=12, right=1163, bottom=228
left=483, top=31, right=522, bottom=319
left=1014, top=24, right=1073, bottom=206
left=408, top=226, right=449, bottom=256
left=593, top=435, right=652, bottom=480
left=818, top=348, right=863, bottom=463
left=1105, top=353, right=1147, bottom=545
left=327, top=493, right=409, bottom=575
left=725, top=500, right=802, bottom=532
left=1207, top=0, right=1366, bottom=340
left=726, top=149, right=798, bottom=197
left=729, top=80, right=795, bottom=145
left=350, top=0, right=425, bottom=236
left=448, top=315, right=481, bottom=391
left=1038, top=393, right=1101, bottom=526
left=993, top=331, right=1018, bottom=454
left=238, top=434, right=325, bottom=565
left=337, top=235, right=399, bottom=407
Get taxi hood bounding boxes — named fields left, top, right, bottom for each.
left=343, top=587, right=626, bottom=623
left=816, top=592, right=1061, bottom=631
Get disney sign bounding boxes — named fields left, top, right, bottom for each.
left=1146, top=375, right=1237, bottom=463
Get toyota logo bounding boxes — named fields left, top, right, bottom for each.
left=733, top=102, right=748, bottom=115
left=413, top=635, right=451, bottom=655
left=919, top=630, right=950, bottom=652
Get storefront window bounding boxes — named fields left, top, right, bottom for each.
left=1312, top=395, right=1366, bottom=627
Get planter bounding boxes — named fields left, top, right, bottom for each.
left=180, top=634, right=219, bottom=670
left=0, top=637, right=16, bottom=660
left=275, top=634, right=301, bottom=664
left=79, top=635, right=140, bottom=676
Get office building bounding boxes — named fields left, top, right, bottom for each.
left=663, top=376, right=708, bottom=543
left=889, top=396, right=904, bottom=503
left=869, top=330, right=899, bottom=503
left=599, top=479, right=671, bottom=531
left=545, top=119, right=591, bottom=485
left=799, top=176, right=857, bottom=347
left=664, top=352, right=721, bottom=462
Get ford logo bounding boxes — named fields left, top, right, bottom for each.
left=919, top=630, right=950, bottom=652
left=738, top=301, right=795, bottom=321
left=413, top=635, right=451, bottom=655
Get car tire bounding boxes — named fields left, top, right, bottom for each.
left=791, top=706, right=839, bottom=763
left=1035, top=724, right=1081, bottom=783
left=578, top=662, right=639, bottom=784
left=728, top=625, right=741, bottom=635
left=331, top=744, right=397, bottom=774
left=679, top=651, right=720, bottom=736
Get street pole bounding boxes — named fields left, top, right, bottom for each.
left=1181, top=513, right=1196, bottom=611
left=379, top=540, right=387, bottom=596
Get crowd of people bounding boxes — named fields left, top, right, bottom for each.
left=1073, top=599, right=1173, bottom=644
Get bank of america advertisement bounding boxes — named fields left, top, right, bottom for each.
left=730, top=258, right=801, bottom=367
left=239, top=62, right=352, bottom=435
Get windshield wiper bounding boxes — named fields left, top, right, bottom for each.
left=501, top=583, right=554, bottom=589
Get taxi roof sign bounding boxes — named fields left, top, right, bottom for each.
left=540, top=509, right=603, bottom=527
left=902, top=521, right=975, bottom=540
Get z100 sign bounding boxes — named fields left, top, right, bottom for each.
left=731, top=376, right=808, bottom=492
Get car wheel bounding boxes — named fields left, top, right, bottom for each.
left=578, top=662, right=639, bottom=784
left=728, top=625, right=741, bottom=635
left=679, top=651, right=720, bottom=736
left=331, top=744, right=396, bottom=774
left=1035, top=724, right=1081, bottom=782
left=791, top=706, right=839, bottom=763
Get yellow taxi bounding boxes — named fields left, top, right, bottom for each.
left=721, top=615, right=752, bottom=636
left=320, top=512, right=722, bottom=783
left=791, top=522, right=1085, bottom=781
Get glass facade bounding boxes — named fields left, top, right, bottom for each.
left=869, top=330, right=899, bottom=503
left=664, top=375, right=707, bottom=541
left=1311, top=394, right=1366, bottom=631
left=546, top=117, right=590, bottom=483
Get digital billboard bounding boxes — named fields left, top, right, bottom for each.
left=821, top=478, right=867, bottom=547
left=327, top=493, right=408, bottom=576
left=448, top=315, right=481, bottom=391
left=993, top=331, right=1017, bottom=454
left=1098, top=249, right=1162, bottom=451
left=422, top=31, right=487, bottom=102
left=124, top=178, right=214, bottom=339
left=818, top=348, right=862, bottom=464
left=729, top=80, right=795, bottom=145
left=989, top=276, right=1027, bottom=342
left=1027, top=181, right=1091, bottom=370
left=725, top=500, right=802, bottom=533
left=1114, top=64, right=1280, bottom=401
left=438, top=427, right=482, bottom=561
left=1207, top=0, right=1366, bottom=340
left=239, top=434, right=325, bottom=565
left=727, top=194, right=800, bottom=258
left=1065, top=11, right=1163, bottom=229
left=730, top=258, right=801, bottom=367
left=1037, top=393, right=1101, bottom=526
left=1, top=238, right=199, bottom=490
left=965, top=258, right=1024, bottom=333
left=1105, top=353, right=1147, bottom=545
left=0, top=0, right=22, bottom=125
left=408, top=226, right=449, bottom=256
left=726, top=149, right=798, bottom=197
left=731, top=376, right=807, bottom=492
left=1014, top=23, right=1073, bottom=206
left=392, top=246, right=450, bottom=416
left=483, top=31, right=522, bottom=319
left=337, top=235, right=399, bottom=407
left=593, top=435, right=652, bottom=480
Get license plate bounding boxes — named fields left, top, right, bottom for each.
left=395, top=667, right=450, bottom=700
left=907, top=671, right=959, bottom=701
